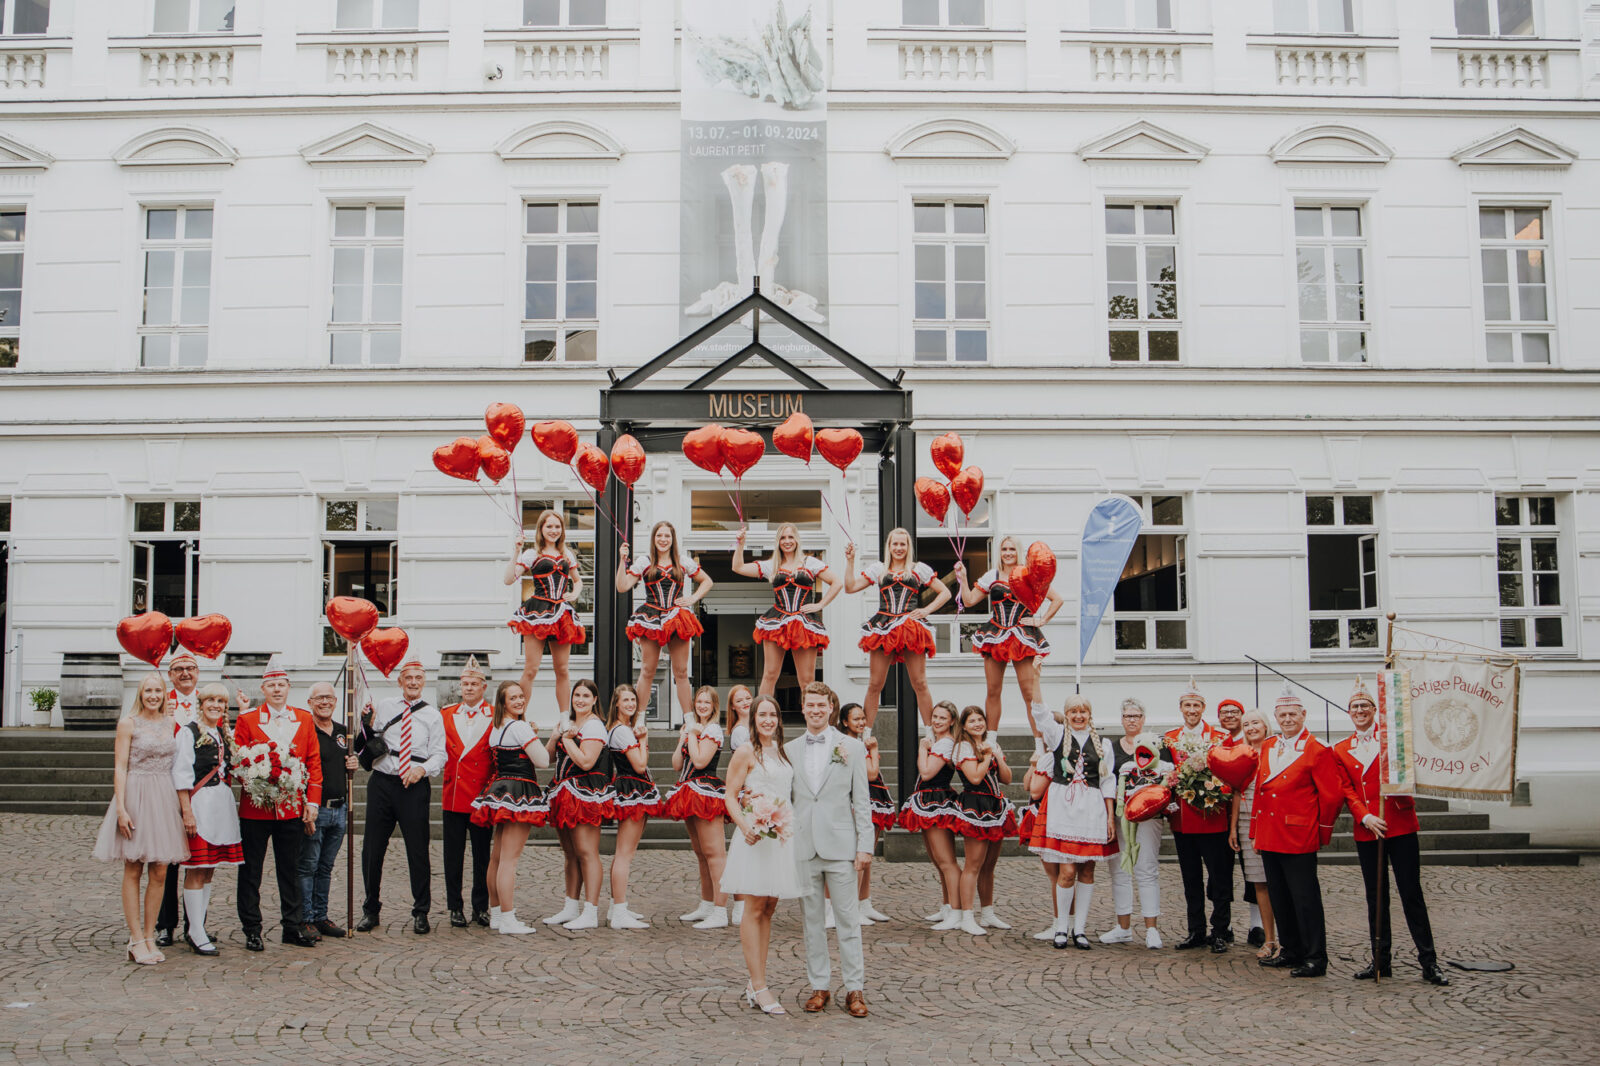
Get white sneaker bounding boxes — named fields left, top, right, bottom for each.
left=979, top=906, right=1011, bottom=930
left=610, top=909, right=649, bottom=931
left=957, top=910, right=988, bottom=936
left=1033, top=925, right=1057, bottom=941
left=1146, top=927, right=1163, bottom=950
left=931, top=910, right=962, bottom=931
left=924, top=904, right=950, bottom=922
left=488, top=906, right=503, bottom=931
left=1099, top=926, right=1134, bottom=944
left=824, top=900, right=836, bottom=930
left=563, top=902, right=599, bottom=930
left=692, top=906, right=729, bottom=929
left=679, top=899, right=714, bottom=923
left=858, top=913, right=875, bottom=926
left=730, top=900, right=745, bottom=925
left=544, top=898, right=581, bottom=925
left=497, top=911, right=536, bottom=935
left=860, top=899, right=892, bottom=923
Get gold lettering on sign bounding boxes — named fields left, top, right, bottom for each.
left=706, top=393, right=803, bottom=421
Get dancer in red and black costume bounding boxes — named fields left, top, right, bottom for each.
left=665, top=685, right=731, bottom=929
left=616, top=521, right=713, bottom=721
left=504, top=508, right=585, bottom=718
left=898, top=700, right=963, bottom=930
left=543, top=678, right=612, bottom=932
left=731, top=522, right=843, bottom=696
left=605, top=684, right=658, bottom=930
left=955, top=535, right=1063, bottom=730
left=842, top=527, right=950, bottom=732
left=949, top=705, right=1016, bottom=936
left=472, top=680, right=549, bottom=935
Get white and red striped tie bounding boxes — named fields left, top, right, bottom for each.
left=398, top=706, right=413, bottom=770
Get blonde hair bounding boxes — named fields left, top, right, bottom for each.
left=930, top=699, right=958, bottom=738
left=725, top=684, right=753, bottom=734
left=196, top=682, right=230, bottom=719
left=128, top=673, right=166, bottom=719
left=1240, top=708, right=1278, bottom=739
left=997, top=535, right=1021, bottom=564
left=881, top=527, right=914, bottom=570
left=767, top=522, right=803, bottom=583
left=1062, top=694, right=1100, bottom=747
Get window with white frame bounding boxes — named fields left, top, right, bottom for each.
left=1296, top=204, right=1367, bottom=364
left=1306, top=494, right=1379, bottom=650
left=902, top=0, right=985, bottom=27
left=322, top=499, right=398, bottom=655
left=330, top=204, right=403, bottom=366
left=336, top=0, right=418, bottom=29
left=520, top=498, right=595, bottom=652
left=132, top=500, right=200, bottom=619
left=524, top=202, right=598, bottom=363
left=1107, top=203, right=1179, bottom=363
left=1113, top=494, right=1189, bottom=654
left=0, top=210, right=22, bottom=369
left=524, top=0, right=606, bottom=26
left=914, top=495, right=991, bottom=654
left=1274, top=0, right=1353, bottom=33
left=1454, top=0, right=1533, bottom=36
left=153, top=0, right=234, bottom=33
left=1480, top=206, right=1552, bottom=365
left=1495, top=494, right=1565, bottom=650
left=1090, top=0, right=1173, bottom=30
left=913, top=201, right=988, bottom=364
left=0, top=0, right=49, bottom=34
left=140, top=206, right=211, bottom=369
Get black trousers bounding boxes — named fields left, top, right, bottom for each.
left=156, top=862, right=186, bottom=935
left=1356, top=833, right=1437, bottom=969
left=1261, top=850, right=1326, bottom=969
left=361, top=771, right=432, bottom=918
left=442, top=810, right=491, bottom=914
left=237, top=817, right=306, bottom=936
left=1173, top=830, right=1233, bottom=937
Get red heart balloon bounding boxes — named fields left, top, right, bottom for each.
left=930, top=432, right=964, bottom=481
left=1208, top=743, right=1260, bottom=792
left=325, top=596, right=380, bottom=643
left=950, top=465, right=984, bottom=517
left=360, top=627, right=410, bottom=678
left=772, top=412, right=814, bottom=464
left=815, top=428, right=863, bottom=472
left=432, top=437, right=481, bottom=482
left=1024, top=541, right=1057, bottom=597
left=682, top=424, right=726, bottom=475
left=477, top=436, right=511, bottom=484
left=117, top=612, right=173, bottom=667
left=531, top=420, right=579, bottom=465
left=1125, top=784, right=1173, bottom=823
left=175, top=613, right=232, bottom=660
left=915, top=477, right=950, bottom=524
left=484, top=403, right=525, bottom=454
left=610, top=434, right=646, bottom=488
left=1008, top=564, right=1043, bottom=616
left=721, top=428, right=765, bottom=479
left=575, top=442, right=610, bottom=494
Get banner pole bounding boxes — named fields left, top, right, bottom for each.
left=1374, top=612, right=1396, bottom=984
left=344, top=639, right=357, bottom=937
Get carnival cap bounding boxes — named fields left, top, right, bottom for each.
left=1273, top=679, right=1304, bottom=713
left=1179, top=676, right=1205, bottom=704
left=460, top=655, right=486, bottom=681
left=262, top=655, right=288, bottom=681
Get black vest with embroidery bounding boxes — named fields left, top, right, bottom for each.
left=1051, top=731, right=1101, bottom=790
left=188, top=720, right=230, bottom=788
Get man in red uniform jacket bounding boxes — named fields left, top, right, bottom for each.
left=440, top=656, right=495, bottom=928
left=233, top=656, right=323, bottom=952
left=1333, top=678, right=1448, bottom=986
left=1163, top=679, right=1233, bottom=952
left=1251, top=682, right=1342, bottom=978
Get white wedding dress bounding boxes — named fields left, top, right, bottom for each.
left=719, top=753, right=803, bottom=900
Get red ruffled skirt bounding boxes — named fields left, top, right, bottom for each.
left=545, top=773, right=615, bottom=828
left=1027, top=785, right=1119, bottom=863
left=626, top=607, right=704, bottom=645
left=610, top=772, right=663, bottom=821
left=897, top=786, right=960, bottom=833
left=970, top=626, right=1049, bottom=663
left=663, top=778, right=726, bottom=822
left=1016, top=803, right=1038, bottom=842
left=471, top=777, right=548, bottom=827
left=858, top=618, right=936, bottom=663
left=868, top=776, right=898, bottom=830
left=508, top=605, right=586, bottom=645
left=183, top=837, right=243, bottom=869
left=753, top=615, right=829, bottom=651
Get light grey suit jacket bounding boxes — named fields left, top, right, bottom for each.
left=785, top=731, right=874, bottom=863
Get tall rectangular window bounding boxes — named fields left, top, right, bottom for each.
left=913, top=201, right=988, bottom=364
left=902, top=0, right=985, bottom=27
left=1090, top=0, right=1173, bottom=30
left=0, top=210, right=22, bottom=369
left=336, top=0, right=419, bottom=30
left=0, top=1, right=49, bottom=34
left=1306, top=493, right=1379, bottom=650
left=1113, top=494, right=1189, bottom=654
left=153, top=0, right=234, bottom=33
left=524, top=201, right=598, bottom=363
left=1106, top=202, right=1179, bottom=362
left=524, top=0, right=606, bottom=25
left=132, top=500, right=201, bottom=618
left=1496, top=494, right=1565, bottom=650
left=1274, top=0, right=1353, bottom=33
left=330, top=204, right=402, bottom=366
left=140, top=206, right=211, bottom=369
left=1296, top=204, right=1367, bottom=364
left=1454, top=0, right=1534, bottom=36
left=1480, top=206, right=1552, bottom=365
left=322, top=498, right=398, bottom=654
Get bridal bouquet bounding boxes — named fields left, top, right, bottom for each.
left=742, top=792, right=794, bottom=844
left=1167, top=753, right=1232, bottom=816
left=236, top=739, right=308, bottom=812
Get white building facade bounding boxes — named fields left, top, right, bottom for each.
left=0, top=1, right=1597, bottom=841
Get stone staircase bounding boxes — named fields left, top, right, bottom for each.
left=1, top=725, right=1580, bottom=867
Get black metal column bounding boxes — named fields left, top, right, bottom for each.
left=886, top=425, right=919, bottom=803
left=593, top=423, right=631, bottom=700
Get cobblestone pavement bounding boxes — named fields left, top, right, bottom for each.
left=1, top=813, right=1595, bottom=1065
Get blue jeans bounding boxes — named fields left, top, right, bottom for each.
left=296, top=805, right=347, bottom=924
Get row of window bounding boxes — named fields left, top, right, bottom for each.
left=104, top=490, right=1572, bottom=658
left=0, top=198, right=1559, bottom=369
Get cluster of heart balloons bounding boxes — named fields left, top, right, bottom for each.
left=430, top=405, right=648, bottom=499
left=1007, top=541, right=1059, bottom=616
left=432, top=403, right=525, bottom=487
left=325, top=595, right=412, bottom=678
left=680, top=413, right=863, bottom=479
left=116, top=612, right=234, bottom=667
left=914, top=432, right=984, bottom=525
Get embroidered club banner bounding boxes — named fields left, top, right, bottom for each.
left=1375, top=669, right=1416, bottom=796
left=1391, top=654, right=1520, bottom=801
left=1078, top=496, right=1144, bottom=664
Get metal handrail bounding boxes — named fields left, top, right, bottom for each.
left=1245, top=655, right=1347, bottom=743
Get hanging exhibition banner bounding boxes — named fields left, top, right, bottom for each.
left=1389, top=653, right=1520, bottom=800
left=1078, top=496, right=1144, bottom=666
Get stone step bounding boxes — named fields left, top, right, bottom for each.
left=0, top=750, right=112, bottom=769
left=0, top=729, right=119, bottom=751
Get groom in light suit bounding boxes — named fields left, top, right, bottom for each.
left=786, top=682, right=874, bottom=1018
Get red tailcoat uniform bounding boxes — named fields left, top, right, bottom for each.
left=234, top=704, right=323, bottom=820
left=440, top=700, right=495, bottom=814
left=1163, top=723, right=1229, bottom=834
left=1331, top=736, right=1419, bottom=843
left=1248, top=731, right=1342, bottom=854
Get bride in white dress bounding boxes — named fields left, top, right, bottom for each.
left=721, top=695, right=801, bottom=1015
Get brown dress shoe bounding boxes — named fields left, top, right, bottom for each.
left=803, top=989, right=831, bottom=1013
left=844, top=991, right=868, bottom=1018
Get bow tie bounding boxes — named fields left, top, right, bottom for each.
left=805, top=734, right=828, bottom=746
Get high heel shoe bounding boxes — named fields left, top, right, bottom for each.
left=748, top=987, right=787, bottom=1015
left=126, top=938, right=158, bottom=966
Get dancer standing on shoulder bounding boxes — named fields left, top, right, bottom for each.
left=897, top=700, right=962, bottom=930
left=605, top=684, right=659, bottom=930
left=842, top=528, right=949, bottom=731
left=616, top=521, right=712, bottom=721
left=732, top=523, right=842, bottom=696
left=472, top=680, right=549, bottom=935
left=543, top=678, right=613, bottom=931
left=505, top=508, right=585, bottom=718
left=954, top=536, right=1063, bottom=730
left=1026, top=695, right=1117, bottom=950
left=665, top=686, right=730, bottom=929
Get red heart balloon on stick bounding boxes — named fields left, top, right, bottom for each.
left=610, top=434, right=646, bottom=488
left=950, top=466, right=984, bottom=517
left=575, top=443, right=610, bottom=494
left=1125, top=784, right=1173, bottom=823
left=325, top=596, right=380, bottom=643
left=772, top=412, right=814, bottom=464
left=1208, top=744, right=1261, bottom=792
left=360, top=627, right=410, bottom=678
left=531, top=420, right=579, bottom=465
left=476, top=436, right=511, bottom=484
left=682, top=425, right=726, bottom=475
left=721, top=428, right=765, bottom=479
left=175, top=614, right=232, bottom=660
left=815, top=428, right=863, bottom=472
left=433, top=437, right=481, bottom=482
left=915, top=477, right=951, bottom=524
left=1009, top=565, right=1043, bottom=616
left=484, top=403, right=525, bottom=454
left=1024, top=541, right=1057, bottom=597
left=117, top=613, right=173, bottom=667
left=930, top=432, right=964, bottom=481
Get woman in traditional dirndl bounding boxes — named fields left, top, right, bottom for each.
left=954, top=535, right=1063, bottom=729
left=948, top=706, right=1016, bottom=936
left=170, top=683, right=243, bottom=956
left=898, top=700, right=963, bottom=929
left=665, top=686, right=730, bottom=929
left=730, top=523, right=843, bottom=696
left=837, top=700, right=895, bottom=925
left=606, top=684, right=659, bottom=930
left=543, top=678, right=613, bottom=931
left=616, top=521, right=713, bottom=722
left=842, top=528, right=950, bottom=733
left=1027, top=695, right=1117, bottom=950
left=504, top=508, right=586, bottom=717
left=473, top=680, right=550, bottom=935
